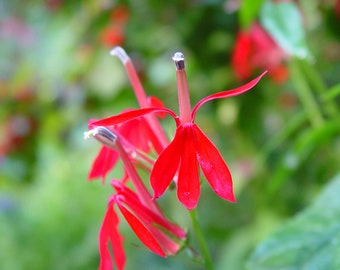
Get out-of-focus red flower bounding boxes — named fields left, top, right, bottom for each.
left=100, top=5, right=129, bottom=47
left=232, top=22, right=289, bottom=84
left=0, top=114, right=37, bottom=159
left=110, top=5, right=129, bottom=23
left=336, top=0, right=340, bottom=18
left=45, top=0, right=62, bottom=11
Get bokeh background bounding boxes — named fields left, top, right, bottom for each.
left=1, top=0, right=340, bottom=269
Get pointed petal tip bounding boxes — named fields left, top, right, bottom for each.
left=260, top=70, right=268, bottom=78
left=186, top=204, right=197, bottom=211
left=216, top=189, right=237, bottom=203
left=179, top=195, right=198, bottom=210
left=228, top=195, right=237, bottom=203
left=152, top=194, right=159, bottom=201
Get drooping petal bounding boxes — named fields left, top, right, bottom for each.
left=99, top=199, right=125, bottom=270
left=112, top=181, right=186, bottom=239
left=150, top=126, right=184, bottom=199
left=92, top=107, right=177, bottom=127
left=148, top=226, right=183, bottom=255
left=193, top=125, right=236, bottom=203
left=88, top=146, right=119, bottom=182
left=191, top=71, right=267, bottom=120
left=117, top=203, right=167, bottom=257
left=177, top=124, right=200, bottom=210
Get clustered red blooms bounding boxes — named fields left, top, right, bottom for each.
left=336, top=0, right=340, bottom=19
left=85, top=47, right=265, bottom=270
left=100, top=5, right=129, bottom=47
left=232, top=22, right=289, bottom=84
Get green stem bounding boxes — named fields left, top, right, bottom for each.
left=298, top=58, right=339, bottom=117
left=189, top=209, right=214, bottom=270
left=257, top=111, right=307, bottom=167
left=289, top=58, right=324, bottom=129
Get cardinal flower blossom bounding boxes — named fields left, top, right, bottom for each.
left=88, top=47, right=169, bottom=182
left=91, top=53, right=266, bottom=210
left=85, top=126, right=186, bottom=270
left=99, top=181, right=186, bottom=270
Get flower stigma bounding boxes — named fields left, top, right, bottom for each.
left=172, top=52, right=185, bottom=70
left=84, top=126, right=117, bottom=150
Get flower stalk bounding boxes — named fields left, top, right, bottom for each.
left=190, top=208, right=215, bottom=270
left=289, top=58, right=324, bottom=128
left=297, top=58, right=339, bottom=117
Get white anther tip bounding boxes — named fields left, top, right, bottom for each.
left=84, top=129, right=98, bottom=140
left=110, top=46, right=130, bottom=63
left=172, top=52, right=185, bottom=62
left=172, top=52, right=185, bottom=70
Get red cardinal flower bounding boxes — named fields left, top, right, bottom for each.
left=336, top=0, right=340, bottom=18
left=99, top=181, right=186, bottom=270
left=232, top=22, right=288, bottom=84
left=85, top=127, right=186, bottom=269
left=91, top=52, right=266, bottom=210
left=100, top=5, right=129, bottom=47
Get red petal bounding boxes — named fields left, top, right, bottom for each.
left=148, top=96, right=167, bottom=118
left=118, top=118, right=151, bottom=153
left=88, top=146, right=119, bottom=182
left=177, top=124, right=200, bottom=210
left=99, top=200, right=125, bottom=270
left=193, top=125, right=236, bottom=202
left=117, top=203, right=167, bottom=257
left=191, top=71, right=267, bottom=120
left=92, top=107, right=177, bottom=127
left=148, top=227, right=182, bottom=255
left=150, top=127, right=184, bottom=199
left=231, top=31, right=253, bottom=80
left=113, top=181, right=186, bottom=239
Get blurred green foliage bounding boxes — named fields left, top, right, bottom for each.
left=1, top=0, right=340, bottom=269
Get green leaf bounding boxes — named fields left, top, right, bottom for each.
left=267, top=120, right=340, bottom=197
left=260, top=1, right=312, bottom=59
left=239, top=0, right=265, bottom=29
left=248, top=174, right=340, bottom=269
left=322, top=83, right=340, bottom=102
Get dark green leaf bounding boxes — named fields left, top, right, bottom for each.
left=248, top=174, right=340, bottom=269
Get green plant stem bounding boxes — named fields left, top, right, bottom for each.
left=298, top=58, right=339, bottom=117
left=289, top=58, right=324, bottom=129
left=189, top=208, right=214, bottom=270
left=257, top=111, right=306, bottom=167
